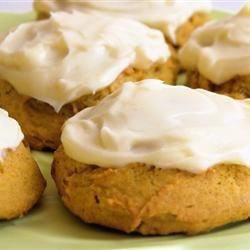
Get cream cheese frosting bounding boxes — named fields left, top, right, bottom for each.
left=34, top=0, right=212, bottom=44
left=0, top=108, right=24, bottom=160
left=179, top=6, right=250, bottom=84
left=61, top=79, right=250, bottom=173
left=0, top=11, right=169, bottom=112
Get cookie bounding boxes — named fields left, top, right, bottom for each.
left=0, top=143, right=46, bottom=219
left=33, top=0, right=211, bottom=47
left=52, top=80, right=250, bottom=235
left=0, top=11, right=177, bottom=150
left=179, top=7, right=250, bottom=98
left=0, top=109, right=45, bottom=219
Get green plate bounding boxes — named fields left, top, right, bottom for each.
left=1, top=10, right=250, bottom=250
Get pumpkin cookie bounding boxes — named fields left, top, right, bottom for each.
left=0, top=109, right=46, bottom=220
left=52, top=79, right=250, bottom=235
left=34, top=0, right=211, bottom=47
left=179, top=6, right=250, bottom=98
left=0, top=11, right=177, bottom=150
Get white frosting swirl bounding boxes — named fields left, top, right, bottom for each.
left=0, top=108, right=24, bottom=160
left=179, top=7, right=250, bottom=84
left=0, top=11, right=169, bottom=112
left=62, top=79, right=250, bottom=173
left=34, top=0, right=211, bottom=44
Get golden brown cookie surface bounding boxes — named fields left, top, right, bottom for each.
left=175, top=12, right=210, bottom=47
left=52, top=146, right=250, bottom=235
left=0, top=143, right=46, bottom=220
left=186, top=71, right=250, bottom=99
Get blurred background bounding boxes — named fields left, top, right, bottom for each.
left=0, top=0, right=246, bottom=13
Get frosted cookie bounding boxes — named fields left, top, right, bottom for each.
left=52, top=79, right=250, bottom=235
left=179, top=6, right=250, bottom=99
left=0, top=109, right=46, bottom=220
left=33, top=0, right=211, bottom=47
left=0, top=11, right=177, bottom=150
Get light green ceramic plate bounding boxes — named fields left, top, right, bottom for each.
left=1, top=10, right=250, bottom=250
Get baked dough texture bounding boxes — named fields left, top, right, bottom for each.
left=175, top=12, right=210, bottom=47
left=187, top=71, right=250, bottom=99
left=0, top=58, right=178, bottom=151
left=0, top=143, right=46, bottom=220
left=52, top=146, right=250, bottom=235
